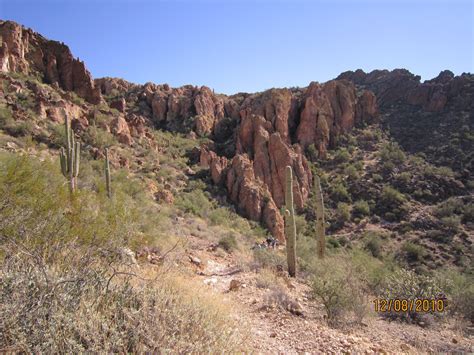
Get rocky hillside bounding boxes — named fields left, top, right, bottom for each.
left=1, top=20, right=473, bottom=352
left=338, top=69, right=474, bottom=176
left=1, top=20, right=472, bottom=267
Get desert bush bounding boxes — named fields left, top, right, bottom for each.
left=363, top=232, right=382, bottom=258
left=401, top=242, right=426, bottom=263
left=306, top=143, right=319, bottom=161
left=0, top=255, right=245, bottom=352
left=330, top=181, right=351, bottom=203
left=0, top=152, right=245, bottom=352
left=255, top=268, right=281, bottom=289
left=251, top=248, right=286, bottom=271
left=263, top=286, right=303, bottom=316
left=334, top=148, right=351, bottom=163
left=175, top=188, right=213, bottom=217
left=434, top=197, right=464, bottom=218
left=0, top=104, right=13, bottom=126
left=309, top=254, right=370, bottom=325
left=379, top=142, right=406, bottom=165
left=358, top=128, right=381, bottom=146
left=344, top=164, right=359, bottom=180
left=353, top=199, right=370, bottom=218
left=372, top=173, right=383, bottom=183
left=336, top=202, right=351, bottom=225
left=82, top=124, right=117, bottom=149
left=462, top=203, right=474, bottom=224
left=435, top=269, right=474, bottom=323
left=376, top=185, right=408, bottom=221
left=440, top=215, right=461, bottom=232
left=1, top=115, right=35, bottom=137
left=218, top=233, right=238, bottom=252
left=380, top=269, right=442, bottom=322
left=350, top=249, right=398, bottom=292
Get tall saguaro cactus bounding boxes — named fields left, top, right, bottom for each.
left=285, top=165, right=297, bottom=277
left=105, top=148, right=112, bottom=199
left=314, top=174, right=326, bottom=259
left=60, top=117, right=80, bottom=193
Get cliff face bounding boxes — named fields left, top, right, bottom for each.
left=196, top=81, right=378, bottom=241
left=0, top=20, right=101, bottom=104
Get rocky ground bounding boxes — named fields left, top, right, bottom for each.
left=146, top=232, right=474, bottom=354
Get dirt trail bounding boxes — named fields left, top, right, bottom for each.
left=176, top=235, right=473, bottom=354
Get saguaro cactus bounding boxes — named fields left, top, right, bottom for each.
left=285, top=165, right=297, bottom=277
left=105, top=148, right=112, bottom=198
left=314, top=174, right=326, bottom=259
left=60, top=117, right=80, bottom=193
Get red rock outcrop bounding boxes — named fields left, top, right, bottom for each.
left=296, top=80, right=377, bottom=157
left=194, top=79, right=378, bottom=240
left=200, top=147, right=229, bottom=185
left=337, top=69, right=472, bottom=113
left=110, top=97, right=126, bottom=113
left=145, top=84, right=225, bottom=136
left=225, top=154, right=285, bottom=243
left=95, top=77, right=137, bottom=96
left=111, top=116, right=133, bottom=145
left=0, top=20, right=101, bottom=104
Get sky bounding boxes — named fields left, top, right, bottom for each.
left=1, top=0, right=473, bottom=94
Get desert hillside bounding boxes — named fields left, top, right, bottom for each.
left=0, top=20, right=473, bottom=353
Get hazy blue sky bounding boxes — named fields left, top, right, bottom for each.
left=1, top=0, right=472, bottom=94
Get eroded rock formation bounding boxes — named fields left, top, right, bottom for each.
left=337, top=69, right=473, bottom=112
left=197, top=80, right=378, bottom=241
left=0, top=20, right=101, bottom=104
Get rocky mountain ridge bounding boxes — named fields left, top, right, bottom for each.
left=1, top=20, right=471, bottom=240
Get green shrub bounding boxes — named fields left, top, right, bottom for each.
left=380, top=269, right=442, bottom=322
left=330, top=181, right=351, bottom=202
left=83, top=125, right=117, bottom=149
left=377, top=185, right=408, bottom=221
left=353, top=200, right=370, bottom=218
left=218, top=233, right=238, bottom=252
left=0, top=104, right=13, bottom=127
left=364, top=233, right=382, bottom=258
left=344, top=164, right=359, bottom=180
left=380, top=142, right=406, bottom=165
left=306, top=143, right=318, bottom=161
left=309, top=254, right=369, bottom=325
left=401, top=242, right=426, bottom=263
left=252, top=248, right=286, bottom=271
left=462, top=203, right=474, bottom=224
left=1, top=115, right=35, bottom=137
left=440, top=215, right=461, bottom=232
left=334, top=148, right=351, bottom=163
left=336, top=202, right=351, bottom=225
left=435, top=269, right=474, bottom=323
left=0, top=152, right=245, bottom=352
left=176, top=189, right=213, bottom=217
left=372, top=173, right=383, bottom=183
left=434, top=198, right=464, bottom=218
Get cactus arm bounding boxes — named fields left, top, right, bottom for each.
left=315, top=174, right=326, bottom=259
left=285, top=165, right=297, bottom=277
left=105, top=148, right=112, bottom=198
left=74, top=142, right=80, bottom=178
left=60, top=148, right=67, bottom=177
left=61, top=117, right=80, bottom=193
left=65, top=116, right=71, bottom=154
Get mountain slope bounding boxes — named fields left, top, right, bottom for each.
left=0, top=20, right=473, bottom=353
